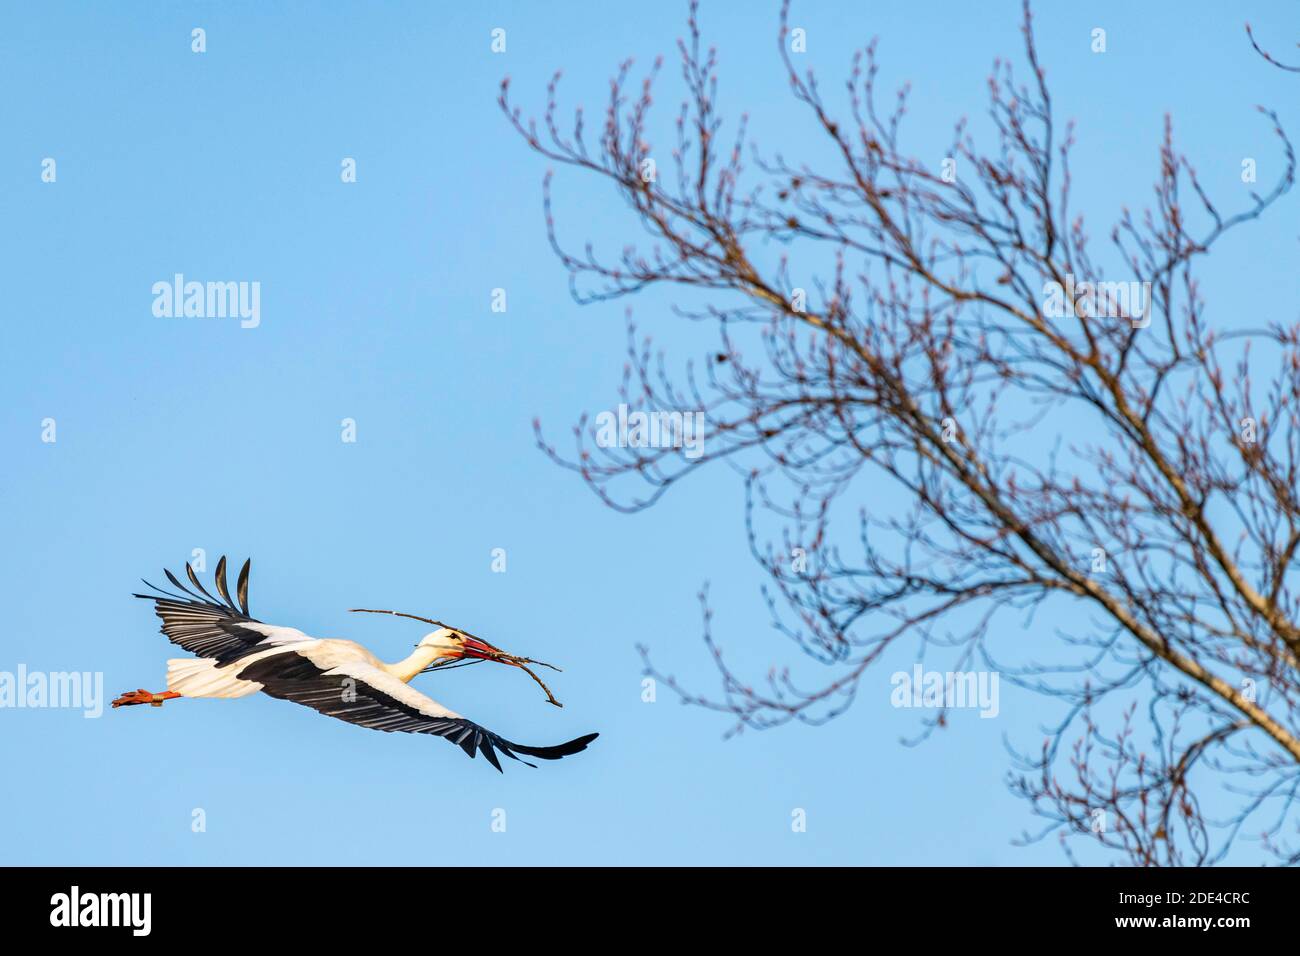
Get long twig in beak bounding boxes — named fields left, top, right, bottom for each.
left=506, top=661, right=564, bottom=708
left=419, top=659, right=485, bottom=674
left=348, top=607, right=565, bottom=706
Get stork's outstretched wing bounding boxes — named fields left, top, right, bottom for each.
left=134, top=556, right=310, bottom=666
left=236, top=645, right=598, bottom=771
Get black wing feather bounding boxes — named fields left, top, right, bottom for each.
left=213, top=556, right=239, bottom=611
left=135, top=556, right=272, bottom=666
left=479, top=737, right=503, bottom=771
left=164, top=567, right=202, bottom=600
left=140, top=576, right=197, bottom=603
left=183, top=563, right=221, bottom=604
left=237, top=651, right=598, bottom=772
left=236, top=559, right=252, bottom=616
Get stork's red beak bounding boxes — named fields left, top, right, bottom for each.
left=460, top=636, right=508, bottom=662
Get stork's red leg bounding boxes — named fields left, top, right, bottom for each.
left=112, top=688, right=181, bottom=708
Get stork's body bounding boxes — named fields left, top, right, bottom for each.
left=163, top=631, right=445, bottom=699
left=114, top=558, right=598, bottom=771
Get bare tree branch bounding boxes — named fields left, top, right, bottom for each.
left=505, top=0, right=1300, bottom=863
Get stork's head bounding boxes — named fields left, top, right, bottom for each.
left=417, top=627, right=502, bottom=661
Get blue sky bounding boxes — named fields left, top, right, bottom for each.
left=1, top=1, right=1297, bottom=865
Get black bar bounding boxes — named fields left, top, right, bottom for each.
left=0, top=865, right=1279, bottom=940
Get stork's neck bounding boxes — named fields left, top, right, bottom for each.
left=385, top=646, right=445, bottom=683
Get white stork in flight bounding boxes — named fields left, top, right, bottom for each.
left=113, top=557, right=598, bottom=771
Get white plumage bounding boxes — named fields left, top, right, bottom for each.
left=115, top=556, right=597, bottom=771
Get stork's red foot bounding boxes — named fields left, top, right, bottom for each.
left=112, top=689, right=180, bottom=708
